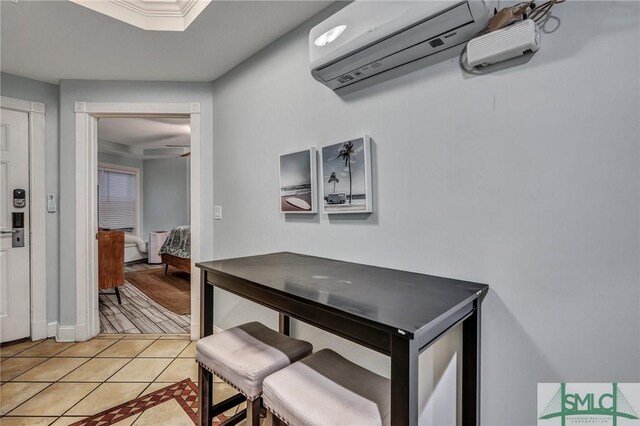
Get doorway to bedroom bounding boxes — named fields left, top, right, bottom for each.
left=96, top=116, right=192, bottom=334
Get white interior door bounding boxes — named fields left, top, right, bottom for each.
left=0, top=108, right=31, bottom=343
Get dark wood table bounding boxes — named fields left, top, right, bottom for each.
left=197, top=252, right=488, bottom=426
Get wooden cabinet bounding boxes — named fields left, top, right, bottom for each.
left=98, top=230, right=124, bottom=303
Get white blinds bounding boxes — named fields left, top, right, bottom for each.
left=98, top=167, right=137, bottom=232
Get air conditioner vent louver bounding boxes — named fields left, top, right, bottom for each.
left=309, top=1, right=494, bottom=90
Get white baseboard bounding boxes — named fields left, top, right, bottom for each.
left=74, top=324, right=89, bottom=342
left=190, top=322, right=199, bottom=341
left=47, top=322, right=58, bottom=338
left=30, top=320, right=49, bottom=341
left=56, top=325, right=77, bottom=342
left=213, top=325, right=223, bottom=334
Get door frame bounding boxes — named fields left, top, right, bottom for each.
left=74, top=101, right=202, bottom=341
left=0, top=96, right=48, bottom=341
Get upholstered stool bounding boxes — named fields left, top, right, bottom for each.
left=263, top=349, right=391, bottom=426
left=196, top=321, right=313, bottom=426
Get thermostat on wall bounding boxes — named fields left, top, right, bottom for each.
left=464, top=19, right=540, bottom=69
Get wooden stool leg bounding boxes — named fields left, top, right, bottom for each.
left=114, top=287, right=122, bottom=305
left=246, top=397, right=261, bottom=426
left=199, top=366, right=213, bottom=426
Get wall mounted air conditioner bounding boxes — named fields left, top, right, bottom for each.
left=310, top=1, right=494, bottom=90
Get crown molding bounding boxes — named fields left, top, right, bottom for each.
left=70, top=0, right=212, bottom=31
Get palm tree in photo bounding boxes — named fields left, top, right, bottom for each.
left=337, top=141, right=355, bottom=203
left=328, top=172, right=339, bottom=193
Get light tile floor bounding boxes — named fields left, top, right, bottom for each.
left=0, top=334, right=246, bottom=425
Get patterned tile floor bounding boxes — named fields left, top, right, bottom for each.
left=0, top=334, right=247, bottom=425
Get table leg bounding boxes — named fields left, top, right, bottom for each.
left=390, top=334, right=418, bottom=426
left=200, top=270, right=214, bottom=338
left=279, top=313, right=290, bottom=336
left=198, top=365, right=213, bottom=426
left=462, top=299, right=481, bottom=426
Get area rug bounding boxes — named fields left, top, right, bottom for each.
left=125, top=268, right=191, bottom=315
left=70, top=379, right=228, bottom=425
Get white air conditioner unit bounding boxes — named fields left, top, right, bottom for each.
left=310, top=1, right=494, bottom=90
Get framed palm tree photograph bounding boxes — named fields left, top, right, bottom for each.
left=279, top=148, right=318, bottom=213
left=320, top=136, right=373, bottom=214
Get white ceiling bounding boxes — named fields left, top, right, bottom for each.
left=99, top=117, right=190, bottom=148
left=0, top=0, right=332, bottom=84
left=98, top=117, right=191, bottom=159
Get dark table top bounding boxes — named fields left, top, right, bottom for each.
left=197, top=252, right=488, bottom=337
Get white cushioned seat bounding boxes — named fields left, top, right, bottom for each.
left=196, top=321, right=313, bottom=400
left=263, top=349, right=391, bottom=426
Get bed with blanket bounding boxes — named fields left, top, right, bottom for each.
left=158, top=225, right=191, bottom=274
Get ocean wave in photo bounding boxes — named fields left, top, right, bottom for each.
left=281, top=184, right=312, bottom=197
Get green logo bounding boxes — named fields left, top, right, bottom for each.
left=539, top=383, right=639, bottom=426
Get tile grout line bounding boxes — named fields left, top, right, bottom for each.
left=4, top=335, right=163, bottom=418
left=5, top=345, right=132, bottom=416
left=2, top=334, right=189, bottom=381
left=1, top=381, right=57, bottom=418
left=10, top=358, right=91, bottom=383
left=136, top=356, right=177, bottom=399
left=2, top=340, right=82, bottom=387
left=143, top=340, right=191, bottom=382
left=3, top=348, right=198, bottom=426
left=58, top=336, right=163, bottom=417
left=8, top=334, right=126, bottom=382
left=61, top=359, right=186, bottom=420
left=3, top=334, right=192, bottom=419
left=0, top=339, right=49, bottom=360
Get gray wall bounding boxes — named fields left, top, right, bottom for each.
left=0, top=72, right=60, bottom=324
left=210, top=2, right=640, bottom=425
left=142, top=157, right=190, bottom=238
left=59, top=80, right=213, bottom=326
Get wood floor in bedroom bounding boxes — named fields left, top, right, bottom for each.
left=99, top=263, right=191, bottom=334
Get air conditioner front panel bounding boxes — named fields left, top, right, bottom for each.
left=315, top=20, right=482, bottom=90
left=309, top=1, right=464, bottom=70
left=314, top=2, right=474, bottom=83
left=309, top=0, right=494, bottom=90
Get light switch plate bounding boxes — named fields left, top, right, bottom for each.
left=214, top=205, right=222, bottom=220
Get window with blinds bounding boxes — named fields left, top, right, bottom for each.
left=98, top=166, right=138, bottom=234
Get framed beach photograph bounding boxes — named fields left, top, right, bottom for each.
left=320, top=136, right=373, bottom=214
left=279, top=148, right=317, bottom=213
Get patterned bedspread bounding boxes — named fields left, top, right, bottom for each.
left=158, top=225, right=191, bottom=259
